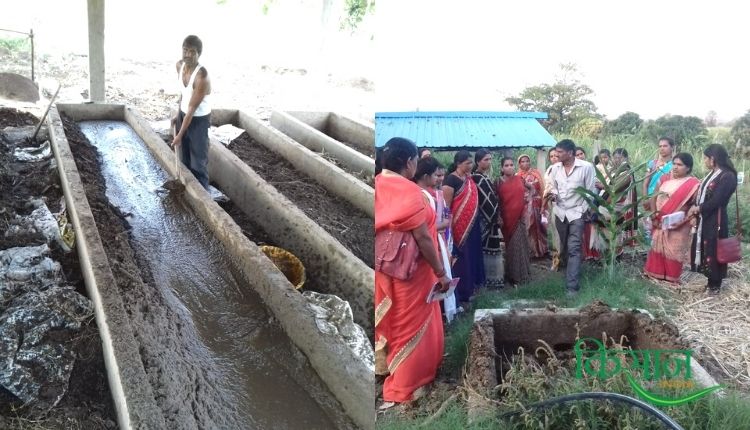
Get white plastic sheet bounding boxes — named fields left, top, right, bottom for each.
left=0, top=245, right=93, bottom=411
left=302, top=291, right=374, bottom=372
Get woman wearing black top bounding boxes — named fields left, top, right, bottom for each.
left=687, top=144, right=738, bottom=295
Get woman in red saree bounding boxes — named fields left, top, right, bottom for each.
left=644, top=153, right=700, bottom=283
left=375, top=138, right=450, bottom=406
left=443, top=150, right=483, bottom=307
left=517, top=154, right=548, bottom=258
left=497, top=157, right=532, bottom=285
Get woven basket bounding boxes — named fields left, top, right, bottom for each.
left=260, top=245, right=306, bottom=290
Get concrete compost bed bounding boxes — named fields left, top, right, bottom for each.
left=50, top=103, right=373, bottom=430
left=270, top=110, right=375, bottom=185
left=284, top=111, right=375, bottom=158
left=208, top=109, right=374, bottom=336
left=214, top=109, right=373, bottom=217
left=227, top=132, right=373, bottom=268
left=0, top=107, right=115, bottom=429
left=465, top=303, right=720, bottom=416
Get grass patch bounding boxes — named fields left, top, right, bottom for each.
left=377, top=404, right=497, bottom=430
left=443, top=315, right=474, bottom=377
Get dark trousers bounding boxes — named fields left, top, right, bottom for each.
left=556, top=216, right=585, bottom=290
left=176, top=111, right=210, bottom=189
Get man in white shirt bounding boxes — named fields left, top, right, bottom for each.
left=172, top=35, right=212, bottom=189
left=545, top=139, right=597, bottom=294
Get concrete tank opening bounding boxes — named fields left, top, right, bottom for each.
left=465, top=303, right=721, bottom=416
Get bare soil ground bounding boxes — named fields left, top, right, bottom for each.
left=3, top=51, right=375, bottom=124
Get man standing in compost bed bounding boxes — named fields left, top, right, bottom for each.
left=172, top=34, right=211, bottom=189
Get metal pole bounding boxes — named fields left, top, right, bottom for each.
left=30, top=28, right=35, bottom=82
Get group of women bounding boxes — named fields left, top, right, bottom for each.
left=374, top=137, right=740, bottom=406
left=643, top=144, right=739, bottom=295
left=560, top=142, right=738, bottom=295
left=374, top=138, right=551, bottom=405
left=446, top=150, right=547, bottom=294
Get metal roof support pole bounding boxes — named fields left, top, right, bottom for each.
left=87, top=0, right=105, bottom=102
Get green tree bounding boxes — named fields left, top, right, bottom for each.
left=341, top=0, right=375, bottom=31
left=730, top=109, right=750, bottom=148
left=506, top=63, right=599, bottom=133
left=705, top=110, right=718, bottom=127
left=603, top=111, right=643, bottom=136
left=571, top=117, right=604, bottom=139
left=640, top=114, right=709, bottom=146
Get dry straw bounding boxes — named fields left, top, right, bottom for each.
left=649, top=259, right=750, bottom=391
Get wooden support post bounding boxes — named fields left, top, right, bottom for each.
left=87, top=0, right=105, bottom=102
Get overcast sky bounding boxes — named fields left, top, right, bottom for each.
left=4, top=0, right=748, bottom=121
left=2, top=0, right=375, bottom=78
left=374, top=0, right=750, bottom=122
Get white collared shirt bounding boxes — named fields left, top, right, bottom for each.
left=546, top=158, right=597, bottom=222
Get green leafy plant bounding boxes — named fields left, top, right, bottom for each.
left=575, top=160, right=653, bottom=280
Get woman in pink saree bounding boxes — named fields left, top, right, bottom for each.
left=644, top=153, right=700, bottom=283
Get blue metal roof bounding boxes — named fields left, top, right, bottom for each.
left=375, top=111, right=556, bottom=149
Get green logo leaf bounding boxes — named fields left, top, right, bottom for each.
left=626, top=373, right=723, bottom=406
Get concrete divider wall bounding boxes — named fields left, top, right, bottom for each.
left=285, top=111, right=374, bottom=156
left=226, top=110, right=374, bottom=218
left=49, top=104, right=167, bottom=430
left=283, top=110, right=329, bottom=130
left=55, top=104, right=373, bottom=429
left=270, top=110, right=374, bottom=177
left=328, top=112, right=375, bottom=155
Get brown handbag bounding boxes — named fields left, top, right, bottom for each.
left=375, top=229, right=420, bottom=280
left=716, top=192, right=743, bottom=264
